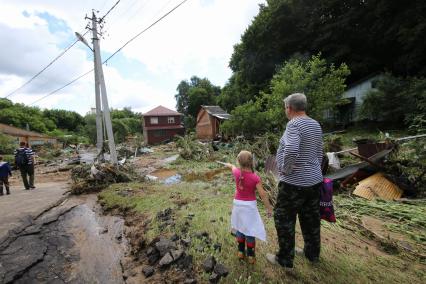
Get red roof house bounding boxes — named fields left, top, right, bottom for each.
left=142, top=106, right=185, bottom=145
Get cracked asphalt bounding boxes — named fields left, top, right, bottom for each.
left=0, top=183, right=127, bottom=284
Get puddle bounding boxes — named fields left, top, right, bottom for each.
left=151, top=168, right=178, bottom=179
left=148, top=168, right=182, bottom=185
left=183, top=168, right=228, bottom=182
left=163, top=174, right=182, bottom=185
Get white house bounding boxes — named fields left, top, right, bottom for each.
left=325, top=74, right=383, bottom=124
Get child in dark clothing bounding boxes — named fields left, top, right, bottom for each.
left=0, top=155, right=12, bottom=195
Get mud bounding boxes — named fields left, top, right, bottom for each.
left=0, top=195, right=128, bottom=284
left=183, top=168, right=228, bottom=182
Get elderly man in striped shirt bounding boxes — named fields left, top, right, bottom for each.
left=267, top=93, right=323, bottom=268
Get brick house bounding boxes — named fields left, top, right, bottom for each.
left=142, top=106, right=185, bottom=145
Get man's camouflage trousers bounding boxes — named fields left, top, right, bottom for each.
left=273, top=181, right=321, bottom=267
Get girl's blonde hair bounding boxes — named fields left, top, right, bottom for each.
left=237, top=150, right=254, bottom=171
left=236, top=150, right=254, bottom=191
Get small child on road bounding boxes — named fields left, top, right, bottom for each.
left=223, top=150, right=273, bottom=264
left=0, top=155, right=12, bottom=195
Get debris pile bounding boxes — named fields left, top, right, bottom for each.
left=261, top=134, right=426, bottom=203
left=70, top=163, right=138, bottom=194
left=176, top=134, right=214, bottom=161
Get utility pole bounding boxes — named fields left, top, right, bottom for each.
left=91, top=16, right=104, bottom=160
left=90, top=11, right=118, bottom=164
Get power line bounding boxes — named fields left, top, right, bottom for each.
left=3, top=0, right=121, bottom=100
left=104, top=0, right=189, bottom=63
left=28, top=0, right=190, bottom=106
left=29, top=69, right=94, bottom=106
left=3, top=30, right=89, bottom=99
left=99, top=0, right=121, bottom=23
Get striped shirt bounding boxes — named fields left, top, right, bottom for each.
left=276, top=117, right=323, bottom=187
left=14, top=147, right=35, bottom=165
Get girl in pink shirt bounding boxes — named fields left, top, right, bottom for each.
left=224, top=150, right=272, bottom=264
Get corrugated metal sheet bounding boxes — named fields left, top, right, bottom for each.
left=353, top=172, right=403, bottom=200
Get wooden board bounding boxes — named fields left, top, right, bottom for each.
left=353, top=172, right=403, bottom=200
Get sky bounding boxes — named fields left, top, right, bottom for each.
left=0, top=0, right=265, bottom=115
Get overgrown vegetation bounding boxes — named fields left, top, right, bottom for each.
left=221, top=54, right=350, bottom=135
left=175, top=134, right=214, bottom=161
left=218, top=0, right=426, bottom=111
left=0, top=133, right=15, bottom=154
left=360, top=74, right=426, bottom=130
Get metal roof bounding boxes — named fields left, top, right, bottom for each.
left=201, top=105, right=231, bottom=120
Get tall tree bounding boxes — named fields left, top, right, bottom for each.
left=221, top=54, right=350, bottom=136
left=219, top=0, right=426, bottom=112
left=175, top=76, right=221, bottom=129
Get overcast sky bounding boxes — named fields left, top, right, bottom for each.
left=0, top=0, right=265, bottom=115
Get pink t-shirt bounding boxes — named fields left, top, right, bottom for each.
left=232, top=167, right=261, bottom=201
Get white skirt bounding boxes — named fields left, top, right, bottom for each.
left=231, top=199, right=267, bottom=241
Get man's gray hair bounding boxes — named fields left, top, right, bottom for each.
left=283, top=93, right=307, bottom=111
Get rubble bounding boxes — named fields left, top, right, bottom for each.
left=159, top=252, right=174, bottom=267
left=142, top=266, right=155, bottom=277
left=213, top=263, right=229, bottom=277
left=70, top=163, right=138, bottom=194
left=202, top=256, right=216, bottom=273
left=155, top=237, right=177, bottom=256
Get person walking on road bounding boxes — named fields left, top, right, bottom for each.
left=266, top=93, right=324, bottom=268
left=0, top=155, right=12, bottom=195
left=14, top=141, right=36, bottom=190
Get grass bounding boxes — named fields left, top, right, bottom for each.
left=98, top=158, right=426, bottom=284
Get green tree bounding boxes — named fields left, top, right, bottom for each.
left=360, top=74, right=426, bottom=127
left=222, top=54, right=350, bottom=136
left=221, top=97, right=269, bottom=137
left=266, top=54, right=350, bottom=129
left=221, top=0, right=426, bottom=113
left=175, top=76, right=221, bottom=129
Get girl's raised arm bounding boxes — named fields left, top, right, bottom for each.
left=256, top=183, right=273, bottom=217
left=216, top=161, right=236, bottom=170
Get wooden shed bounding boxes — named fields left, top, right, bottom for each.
left=196, top=106, right=230, bottom=141
left=142, top=106, right=185, bottom=145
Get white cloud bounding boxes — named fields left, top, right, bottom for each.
left=0, top=0, right=265, bottom=115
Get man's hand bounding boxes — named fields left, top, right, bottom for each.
left=267, top=207, right=273, bottom=218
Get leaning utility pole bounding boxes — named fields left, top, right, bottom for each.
left=91, top=15, right=104, bottom=160
left=90, top=11, right=118, bottom=164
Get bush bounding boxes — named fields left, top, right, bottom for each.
left=175, top=133, right=214, bottom=161
left=0, top=133, right=16, bottom=154
left=360, top=74, right=426, bottom=128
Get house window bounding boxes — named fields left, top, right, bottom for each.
left=150, top=117, right=158, bottom=124
left=168, top=117, right=175, bottom=124
left=153, top=130, right=166, bottom=137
